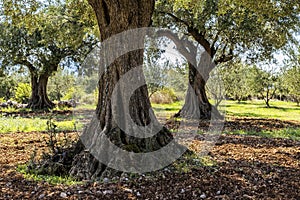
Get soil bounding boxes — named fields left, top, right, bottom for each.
left=0, top=117, right=299, bottom=199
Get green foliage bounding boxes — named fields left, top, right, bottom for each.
left=282, top=65, right=300, bottom=106
left=0, top=98, right=5, bottom=103
left=14, top=83, right=31, bottom=104
left=0, top=117, right=46, bottom=133
left=17, top=165, right=81, bottom=185
left=144, top=37, right=169, bottom=97
left=166, top=64, right=188, bottom=100
left=219, top=61, right=254, bottom=102
left=251, top=67, right=279, bottom=107
left=0, top=0, right=98, bottom=110
left=0, top=116, right=82, bottom=134
left=206, top=67, right=225, bottom=107
left=155, top=0, right=300, bottom=62
left=61, top=86, right=84, bottom=102
left=2, top=0, right=98, bottom=45
left=150, top=87, right=178, bottom=104
left=0, top=76, right=17, bottom=100
left=48, top=69, right=75, bottom=101
left=80, top=93, right=97, bottom=105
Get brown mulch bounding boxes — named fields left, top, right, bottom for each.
left=0, top=118, right=300, bottom=199
left=224, top=117, right=300, bottom=132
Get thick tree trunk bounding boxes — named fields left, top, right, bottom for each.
left=70, top=0, right=175, bottom=180
left=27, top=72, right=55, bottom=110
left=175, top=53, right=222, bottom=120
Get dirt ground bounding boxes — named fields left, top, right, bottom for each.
left=0, top=118, right=299, bottom=200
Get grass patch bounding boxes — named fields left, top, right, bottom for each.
left=172, top=152, right=218, bottom=173
left=225, top=100, right=300, bottom=122
left=152, top=101, right=183, bottom=117
left=17, top=165, right=81, bottom=185
left=0, top=117, right=82, bottom=134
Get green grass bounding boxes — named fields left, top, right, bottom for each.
left=74, top=104, right=97, bottom=110
left=152, top=100, right=300, bottom=140
left=0, top=107, right=30, bottom=113
left=151, top=101, right=183, bottom=117
left=152, top=100, right=300, bottom=122
left=17, top=165, right=81, bottom=185
left=0, top=117, right=82, bottom=134
left=225, top=100, right=300, bottom=122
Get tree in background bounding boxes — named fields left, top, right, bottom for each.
left=219, top=61, right=254, bottom=102
left=155, top=0, right=300, bottom=119
left=284, top=66, right=300, bottom=106
left=250, top=66, right=279, bottom=108
left=0, top=1, right=98, bottom=109
left=282, top=65, right=300, bottom=106
left=280, top=46, right=300, bottom=106
left=0, top=76, right=17, bottom=101
left=143, top=37, right=169, bottom=98
left=47, top=69, right=76, bottom=102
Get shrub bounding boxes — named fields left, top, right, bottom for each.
left=80, top=94, right=96, bottom=105
left=14, top=83, right=31, bottom=104
left=62, top=87, right=85, bottom=102
left=150, top=88, right=178, bottom=104
left=0, top=76, right=17, bottom=100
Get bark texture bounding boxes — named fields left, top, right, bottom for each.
left=70, top=0, right=174, bottom=180
left=27, top=72, right=55, bottom=110
left=157, top=30, right=222, bottom=121
left=176, top=53, right=222, bottom=120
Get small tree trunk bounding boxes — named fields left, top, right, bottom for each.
left=264, top=89, right=271, bottom=108
left=27, top=73, right=55, bottom=110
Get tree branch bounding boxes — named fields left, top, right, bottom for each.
left=214, top=47, right=234, bottom=65
left=156, top=30, right=196, bottom=65
left=158, top=11, right=190, bottom=27
left=158, top=11, right=215, bottom=59
left=187, top=26, right=213, bottom=57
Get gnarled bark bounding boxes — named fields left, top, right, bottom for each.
left=157, top=30, right=222, bottom=121
left=69, top=0, right=175, bottom=180
left=175, top=53, right=222, bottom=120
left=27, top=72, right=55, bottom=110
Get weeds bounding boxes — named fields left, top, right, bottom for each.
left=17, top=165, right=81, bottom=185
left=22, top=114, right=80, bottom=183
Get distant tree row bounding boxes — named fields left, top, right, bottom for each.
left=217, top=60, right=300, bottom=107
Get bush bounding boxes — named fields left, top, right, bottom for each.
left=14, top=83, right=31, bottom=104
left=0, top=76, right=17, bottom=100
left=62, top=87, right=85, bottom=102
left=80, top=94, right=96, bottom=105
left=150, top=88, right=178, bottom=104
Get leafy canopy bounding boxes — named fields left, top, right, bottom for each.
left=155, top=0, right=300, bottom=63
